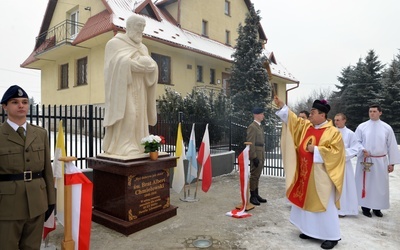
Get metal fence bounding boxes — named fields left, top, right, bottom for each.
left=1, top=105, right=104, bottom=169
left=0, top=105, right=284, bottom=176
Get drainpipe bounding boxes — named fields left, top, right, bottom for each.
left=177, top=0, right=181, bottom=27
left=286, top=82, right=300, bottom=103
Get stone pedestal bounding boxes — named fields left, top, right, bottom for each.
left=88, top=154, right=178, bottom=235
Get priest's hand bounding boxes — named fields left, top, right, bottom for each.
left=388, top=164, right=394, bottom=173
left=274, top=96, right=284, bottom=109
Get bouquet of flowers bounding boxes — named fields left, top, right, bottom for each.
left=141, top=135, right=165, bottom=153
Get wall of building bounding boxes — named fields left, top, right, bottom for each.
left=178, top=0, right=248, bottom=46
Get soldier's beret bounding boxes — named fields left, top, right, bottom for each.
left=1, top=85, right=29, bottom=104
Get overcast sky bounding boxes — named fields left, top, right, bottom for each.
left=253, top=0, right=400, bottom=104
left=0, top=0, right=47, bottom=103
left=1, top=0, right=399, bottom=104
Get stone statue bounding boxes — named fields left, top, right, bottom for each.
left=103, top=14, right=158, bottom=156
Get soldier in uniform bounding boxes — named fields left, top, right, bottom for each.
left=246, top=107, right=267, bottom=206
left=0, top=85, right=55, bottom=249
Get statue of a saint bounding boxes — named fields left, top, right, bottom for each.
left=103, top=14, right=158, bottom=156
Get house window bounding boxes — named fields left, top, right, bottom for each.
left=77, top=57, right=87, bottom=86
left=225, top=30, right=230, bottom=45
left=225, top=1, right=230, bottom=15
left=60, top=63, right=69, bottom=89
left=151, top=53, right=171, bottom=84
left=210, top=69, right=216, bottom=84
left=196, top=65, right=203, bottom=82
left=271, top=83, right=278, bottom=99
left=202, top=20, right=208, bottom=37
left=70, top=11, right=79, bottom=38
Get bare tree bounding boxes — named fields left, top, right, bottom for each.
left=290, top=88, right=333, bottom=117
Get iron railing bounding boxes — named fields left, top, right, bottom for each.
left=35, top=20, right=84, bottom=54
left=1, top=105, right=285, bottom=176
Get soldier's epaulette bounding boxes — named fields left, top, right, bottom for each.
left=29, top=123, right=46, bottom=131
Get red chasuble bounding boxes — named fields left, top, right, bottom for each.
left=288, top=127, right=326, bottom=208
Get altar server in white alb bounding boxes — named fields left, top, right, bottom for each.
left=334, top=113, right=361, bottom=217
left=354, top=104, right=400, bottom=218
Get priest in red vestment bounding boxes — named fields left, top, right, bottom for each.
left=274, top=96, right=345, bottom=250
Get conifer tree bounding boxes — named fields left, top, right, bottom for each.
left=381, top=52, right=400, bottom=131
left=338, top=50, right=384, bottom=130
left=229, top=3, right=270, bottom=121
left=331, top=65, right=354, bottom=114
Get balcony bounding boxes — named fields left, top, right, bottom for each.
left=34, top=20, right=88, bottom=60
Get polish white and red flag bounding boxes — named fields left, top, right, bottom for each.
left=64, top=161, right=93, bottom=250
left=198, top=124, right=212, bottom=192
left=43, top=120, right=65, bottom=240
left=226, top=145, right=252, bottom=218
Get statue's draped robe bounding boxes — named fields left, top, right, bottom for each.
left=103, top=33, right=158, bottom=156
left=277, top=105, right=345, bottom=240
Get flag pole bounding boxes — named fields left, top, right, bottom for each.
left=59, top=156, right=77, bottom=250
left=181, top=123, right=199, bottom=202
left=182, top=168, right=187, bottom=200
left=187, top=159, right=191, bottom=197
left=194, top=163, right=202, bottom=199
left=236, top=142, right=255, bottom=211
left=178, top=113, right=187, bottom=199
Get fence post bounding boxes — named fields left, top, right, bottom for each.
left=88, top=105, right=94, bottom=157
left=178, top=111, right=183, bottom=123
left=229, top=115, right=232, bottom=152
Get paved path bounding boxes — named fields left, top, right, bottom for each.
left=43, top=163, right=400, bottom=250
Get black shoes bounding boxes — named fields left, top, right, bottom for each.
left=362, top=207, right=372, bottom=217
left=362, top=207, right=383, bottom=217
left=299, top=234, right=339, bottom=249
left=250, top=196, right=260, bottom=206
left=362, top=210, right=372, bottom=217
left=254, top=188, right=267, bottom=203
left=321, top=240, right=338, bottom=249
left=373, top=209, right=383, bottom=217
left=299, top=233, right=314, bottom=240
left=250, top=188, right=267, bottom=205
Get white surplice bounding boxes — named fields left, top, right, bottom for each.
left=338, top=126, right=360, bottom=216
left=355, top=119, right=400, bottom=209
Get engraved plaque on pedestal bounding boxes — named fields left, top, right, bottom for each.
left=88, top=155, right=178, bottom=235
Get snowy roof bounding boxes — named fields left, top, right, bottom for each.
left=22, top=0, right=298, bottom=84
left=106, top=0, right=234, bottom=61
left=105, top=0, right=297, bottom=81
left=263, top=50, right=299, bottom=83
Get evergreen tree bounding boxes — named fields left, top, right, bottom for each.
left=229, top=4, right=270, bottom=121
left=338, top=50, right=384, bottom=130
left=381, top=52, right=400, bottom=131
left=158, top=88, right=231, bottom=145
left=331, top=65, right=354, bottom=114
left=158, top=88, right=184, bottom=122
left=363, top=49, right=385, bottom=104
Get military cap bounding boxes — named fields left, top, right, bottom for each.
left=1, top=85, right=29, bottom=104
left=252, top=107, right=264, bottom=114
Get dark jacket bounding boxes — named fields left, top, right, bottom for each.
left=246, top=121, right=265, bottom=161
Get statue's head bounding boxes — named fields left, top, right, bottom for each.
left=126, top=14, right=146, bottom=44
